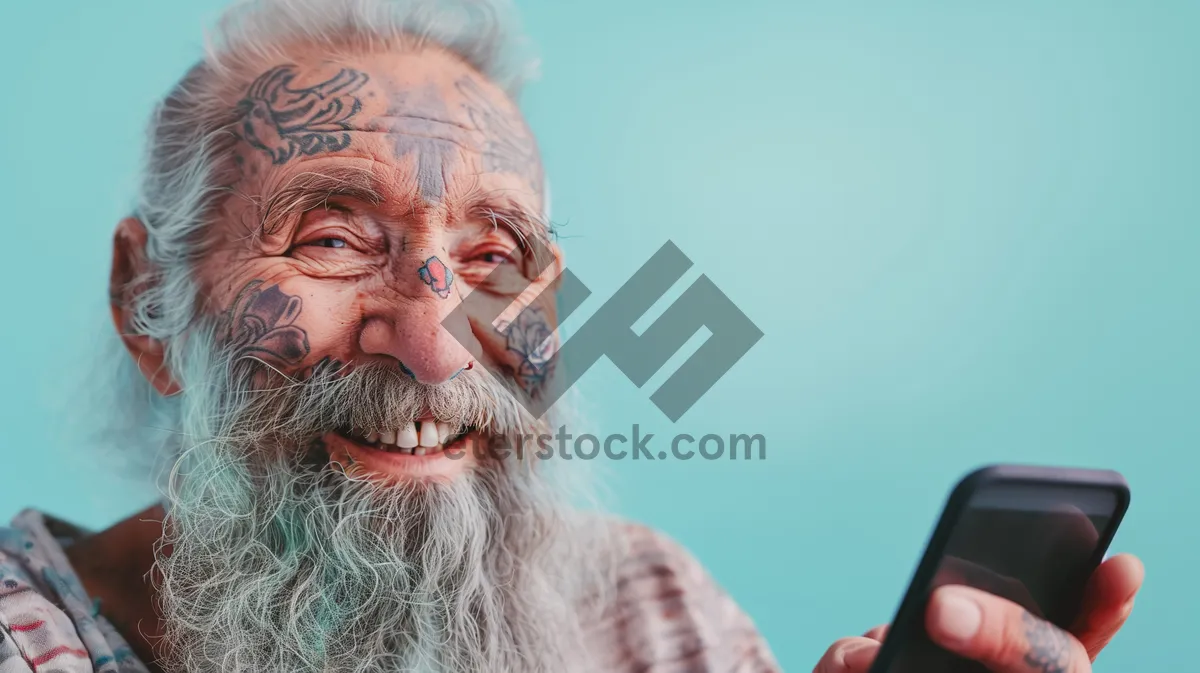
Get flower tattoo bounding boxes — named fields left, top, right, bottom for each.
left=418, top=256, right=454, bottom=299
left=223, top=280, right=311, bottom=365
left=500, top=306, right=556, bottom=395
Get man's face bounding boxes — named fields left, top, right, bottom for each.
left=131, top=48, right=599, bottom=672
left=198, top=48, right=558, bottom=480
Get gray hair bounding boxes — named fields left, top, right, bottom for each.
left=131, top=0, right=537, bottom=341
left=107, top=0, right=540, bottom=464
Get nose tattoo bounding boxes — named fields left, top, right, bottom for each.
left=418, top=256, right=454, bottom=299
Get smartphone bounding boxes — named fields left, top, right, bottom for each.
left=868, top=464, right=1130, bottom=673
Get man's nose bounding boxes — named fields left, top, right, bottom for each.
left=357, top=263, right=480, bottom=384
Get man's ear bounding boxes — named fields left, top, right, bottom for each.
left=111, top=217, right=180, bottom=396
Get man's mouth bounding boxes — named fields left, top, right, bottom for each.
left=325, top=420, right=478, bottom=479
left=335, top=420, right=472, bottom=457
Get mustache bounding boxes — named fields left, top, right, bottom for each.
left=220, top=358, right=540, bottom=446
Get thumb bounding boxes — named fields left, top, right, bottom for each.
left=927, top=586, right=1091, bottom=673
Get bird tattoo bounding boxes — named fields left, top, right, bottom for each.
left=236, top=64, right=370, bottom=164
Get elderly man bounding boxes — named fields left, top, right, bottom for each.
left=0, top=0, right=1142, bottom=671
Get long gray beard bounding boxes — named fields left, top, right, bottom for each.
left=154, top=344, right=609, bottom=672
left=158, top=435, right=605, bottom=672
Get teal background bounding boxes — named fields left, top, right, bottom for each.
left=2, top=1, right=1197, bottom=670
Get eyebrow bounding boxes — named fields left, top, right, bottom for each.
left=252, top=165, right=554, bottom=261
left=468, top=201, right=555, bottom=266
left=257, top=165, right=385, bottom=236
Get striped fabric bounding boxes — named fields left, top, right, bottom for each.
left=591, top=523, right=780, bottom=672
left=0, top=513, right=147, bottom=673
left=1, top=512, right=777, bottom=672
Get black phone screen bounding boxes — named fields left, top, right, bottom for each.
left=878, top=484, right=1118, bottom=673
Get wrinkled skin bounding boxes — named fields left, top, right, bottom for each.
left=115, top=48, right=562, bottom=480
left=98, top=46, right=569, bottom=667
left=97, top=45, right=1146, bottom=673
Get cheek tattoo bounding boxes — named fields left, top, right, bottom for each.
left=236, top=64, right=370, bottom=165
left=501, top=306, right=557, bottom=397
left=418, top=256, right=454, bottom=299
left=223, top=280, right=311, bottom=366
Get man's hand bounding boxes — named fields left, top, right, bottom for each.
left=813, top=554, right=1143, bottom=673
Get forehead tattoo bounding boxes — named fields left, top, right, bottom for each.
left=374, top=76, right=544, bottom=203
left=234, top=61, right=544, bottom=205
left=377, top=82, right=467, bottom=203
left=236, top=64, right=371, bottom=165
left=454, top=77, right=543, bottom=194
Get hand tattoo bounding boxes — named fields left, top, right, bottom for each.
left=418, top=256, right=454, bottom=299
left=1022, top=611, right=1072, bottom=673
left=223, top=280, right=311, bottom=365
left=236, top=64, right=369, bottom=164
left=500, top=306, right=556, bottom=396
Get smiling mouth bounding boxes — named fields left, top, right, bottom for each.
left=334, top=420, right=473, bottom=457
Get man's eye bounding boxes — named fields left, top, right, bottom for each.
left=306, top=237, right=348, bottom=249
left=480, top=252, right=512, bottom=264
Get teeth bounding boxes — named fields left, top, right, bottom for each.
left=380, top=429, right=396, bottom=445
left=419, top=421, right=439, bottom=448
left=397, top=422, right=418, bottom=449
left=436, top=422, right=452, bottom=443
left=414, top=447, right=427, bottom=456
left=366, top=431, right=380, bottom=444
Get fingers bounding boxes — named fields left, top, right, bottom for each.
left=926, top=585, right=1091, bottom=673
left=842, top=641, right=880, bottom=672
left=1071, top=553, right=1144, bottom=660
left=863, top=624, right=889, bottom=641
left=935, top=556, right=1043, bottom=618
left=813, top=637, right=881, bottom=673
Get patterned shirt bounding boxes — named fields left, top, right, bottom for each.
left=0, top=511, right=777, bottom=672
left=0, top=512, right=147, bottom=673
